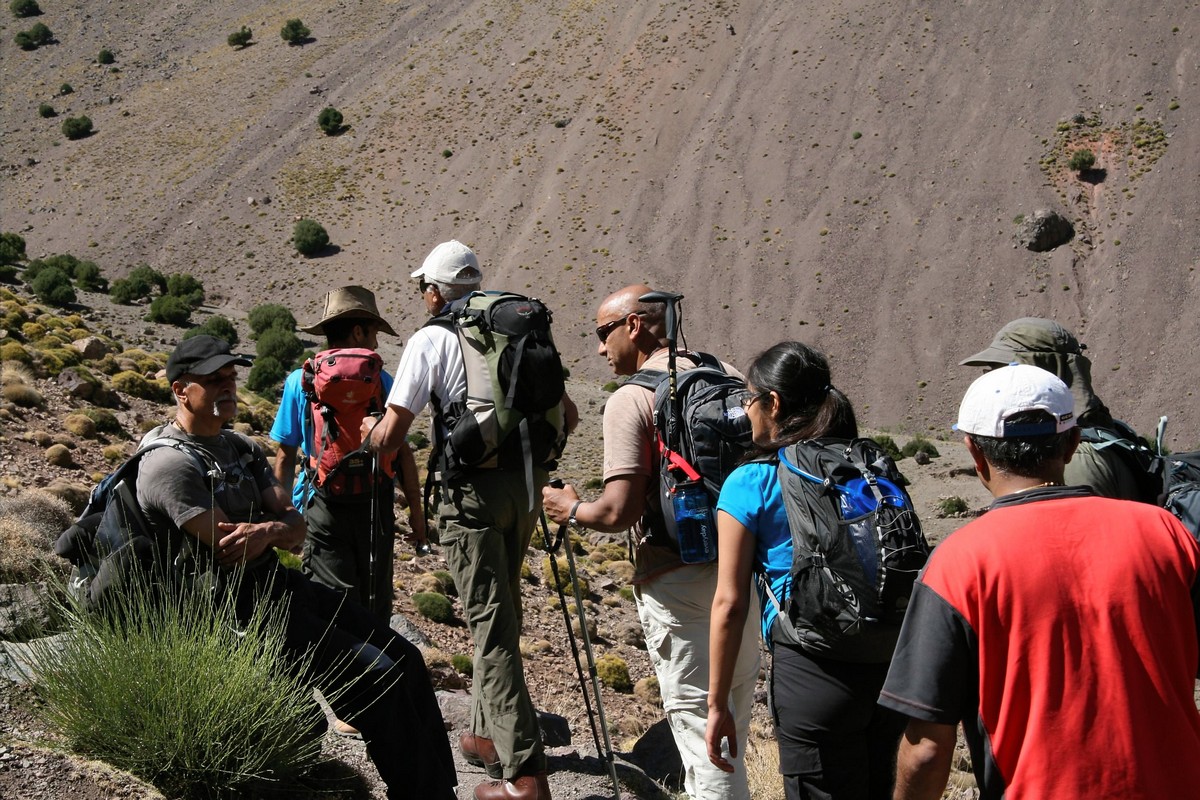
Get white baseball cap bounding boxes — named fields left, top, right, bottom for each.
left=955, top=364, right=1076, bottom=438
left=410, top=240, right=483, bottom=285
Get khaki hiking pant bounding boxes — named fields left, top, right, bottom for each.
left=438, top=467, right=548, bottom=779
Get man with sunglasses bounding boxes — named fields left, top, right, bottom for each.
left=368, top=240, right=577, bottom=800
left=542, top=285, right=760, bottom=800
left=135, top=335, right=457, bottom=799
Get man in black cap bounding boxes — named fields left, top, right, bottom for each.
left=960, top=317, right=1155, bottom=501
left=270, top=285, right=425, bottom=624
left=136, top=335, right=456, bottom=799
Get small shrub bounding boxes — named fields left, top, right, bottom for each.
left=595, top=653, right=632, bottom=692
left=412, top=591, right=454, bottom=624
left=45, top=443, right=73, bottom=467
left=62, top=115, right=93, bottom=140
left=618, top=585, right=634, bottom=602
left=601, top=380, right=619, bottom=393
left=1068, top=148, right=1096, bottom=172
left=59, top=82, right=73, bottom=95
left=10, top=0, right=41, bottom=17
left=184, top=315, right=238, bottom=347
left=29, top=569, right=328, bottom=797
left=63, top=413, right=97, bottom=438
left=450, top=653, right=473, bottom=676
left=936, top=496, right=969, bottom=517
left=245, top=356, right=284, bottom=395
left=0, top=232, right=26, bottom=265
left=441, top=149, right=453, bottom=158
left=1, top=380, right=43, bottom=407
left=128, top=264, right=167, bottom=293
left=166, top=272, right=205, bottom=309
left=146, top=295, right=192, bottom=326
left=431, top=569, right=457, bottom=596
left=873, top=434, right=903, bottom=461
left=97, top=48, right=114, bottom=64
left=109, top=264, right=166, bottom=305
left=28, top=21, right=52, bottom=44
left=0, top=489, right=72, bottom=583
left=227, top=26, right=252, bottom=47
left=80, top=407, right=122, bottom=435
left=30, top=266, right=76, bottom=306
left=247, top=304, right=296, bottom=339
left=406, top=431, right=430, bottom=450
left=111, top=370, right=170, bottom=402
left=14, top=30, right=36, bottom=49
left=292, top=219, right=329, bottom=256
left=38, top=102, right=56, bottom=118
left=2, top=341, right=33, bottom=364
left=900, top=436, right=940, bottom=460
left=317, top=107, right=343, bottom=135
left=72, top=261, right=107, bottom=292
left=280, top=18, right=310, bottom=45
left=256, top=327, right=303, bottom=367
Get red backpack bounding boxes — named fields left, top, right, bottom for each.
left=301, top=348, right=390, bottom=497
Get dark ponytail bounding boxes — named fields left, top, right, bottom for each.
left=746, top=341, right=858, bottom=455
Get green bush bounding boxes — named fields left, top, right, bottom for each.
left=227, top=26, right=252, bottom=47
left=873, top=434, right=903, bottom=461
left=146, top=295, right=192, bottom=326
left=111, top=370, right=170, bottom=402
left=900, top=436, right=940, bottom=460
left=412, top=591, right=454, bottom=624
left=28, top=570, right=328, bottom=798
left=431, top=569, right=457, bottom=596
left=166, top=272, right=205, bottom=309
left=0, top=232, right=26, bottom=265
left=129, top=264, right=167, bottom=293
left=30, top=266, right=76, bottom=306
left=1068, top=148, right=1096, bottom=172
left=247, top=303, right=295, bottom=340
left=256, top=327, right=303, bottom=367
left=245, top=356, right=285, bottom=395
left=28, top=20, right=51, bottom=44
left=0, top=264, right=17, bottom=282
left=936, top=496, right=969, bottom=516
left=317, top=107, right=343, bottom=135
left=59, top=82, right=73, bottom=95
left=97, top=48, right=114, bottom=65
left=280, top=18, right=310, bottom=45
left=451, top=653, right=473, bottom=676
left=14, top=29, right=36, bottom=49
left=79, top=407, right=123, bottom=435
left=10, top=0, right=41, bottom=17
left=292, top=218, right=329, bottom=256
left=184, top=315, right=239, bottom=347
left=38, top=102, right=56, bottom=118
left=72, top=261, right=107, bottom=292
left=595, top=653, right=632, bottom=692
left=62, top=115, right=93, bottom=140
left=110, top=264, right=166, bottom=305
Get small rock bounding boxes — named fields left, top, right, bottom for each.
left=1017, top=209, right=1074, bottom=252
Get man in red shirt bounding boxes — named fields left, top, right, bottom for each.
left=879, top=364, right=1200, bottom=799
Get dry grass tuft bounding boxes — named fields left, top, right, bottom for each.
left=2, top=360, right=36, bottom=385
left=1, top=381, right=44, bottom=408
left=744, top=719, right=783, bottom=799
left=0, top=489, right=75, bottom=582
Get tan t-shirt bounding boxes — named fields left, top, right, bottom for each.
left=602, top=349, right=743, bottom=582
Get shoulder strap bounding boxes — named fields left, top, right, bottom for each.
left=626, top=370, right=666, bottom=392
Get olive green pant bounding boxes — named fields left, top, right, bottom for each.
left=438, top=468, right=547, bottom=779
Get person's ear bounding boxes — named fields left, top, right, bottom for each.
left=1063, top=426, right=1082, bottom=464
left=171, top=379, right=189, bottom=404
left=964, top=435, right=990, bottom=482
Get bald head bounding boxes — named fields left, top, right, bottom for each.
left=598, top=284, right=665, bottom=336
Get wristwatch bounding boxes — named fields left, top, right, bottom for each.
left=567, top=500, right=583, bottom=528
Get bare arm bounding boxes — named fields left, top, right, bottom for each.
left=706, top=510, right=755, bottom=772
left=181, top=482, right=305, bottom=567
left=562, top=391, right=580, bottom=435
left=273, top=442, right=299, bottom=493
left=366, top=405, right=416, bottom=457
left=893, top=719, right=956, bottom=800
left=396, top=439, right=427, bottom=544
left=542, top=473, right=649, bottom=533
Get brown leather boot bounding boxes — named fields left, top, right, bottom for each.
left=472, top=772, right=551, bottom=800
left=459, top=731, right=502, bottom=778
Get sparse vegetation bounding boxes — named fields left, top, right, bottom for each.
left=146, top=295, right=193, bottom=326
left=451, top=653, right=473, bottom=676
left=227, top=26, right=252, bottom=48
left=292, top=218, right=329, bottom=256
left=412, top=591, right=454, bottom=623
left=59, top=82, right=73, bottom=95
left=165, top=272, right=205, bottom=309
left=38, top=102, right=56, bottom=118
left=937, top=496, right=969, bottom=516
left=247, top=303, right=296, bottom=339
left=245, top=356, right=286, bottom=395
left=0, top=232, right=26, bottom=265
left=9, top=0, right=41, bottom=18
left=901, top=436, right=940, bottom=460
left=109, top=264, right=166, bottom=305
left=0, top=489, right=72, bottom=583
left=280, top=18, right=310, bottom=45
left=184, top=315, right=239, bottom=347
left=30, top=266, right=76, bottom=307
left=255, top=327, right=303, bottom=368
left=873, top=434, right=903, bottom=461
left=595, top=653, right=632, bottom=692
left=61, top=115, right=93, bottom=140
left=317, top=107, right=343, bottom=135
left=97, top=49, right=114, bottom=65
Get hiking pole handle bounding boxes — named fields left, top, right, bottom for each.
left=640, top=290, right=684, bottom=455
left=638, top=291, right=683, bottom=348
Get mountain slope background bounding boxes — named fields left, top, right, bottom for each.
left=3, top=0, right=1199, bottom=444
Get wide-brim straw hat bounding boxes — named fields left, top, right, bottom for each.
left=300, top=285, right=397, bottom=336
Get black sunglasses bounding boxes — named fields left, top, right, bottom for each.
left=596, top=312, right=645, bottom=343
left=418, top=280, right=432, bottom=295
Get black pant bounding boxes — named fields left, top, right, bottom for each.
left=771, top=642, right=904, bottom=800
left=243, top=563, right=456, bottom=798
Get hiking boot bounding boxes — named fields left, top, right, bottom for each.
left=459, top=731, right=502, bottom=778
left=472, top=772, right=551, bottom=800
left=333, top=718, right=361, bottom=739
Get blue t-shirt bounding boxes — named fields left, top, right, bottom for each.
left=716, top=460, right=792, bottom=645
left=269, top=366, right=394, bottom=508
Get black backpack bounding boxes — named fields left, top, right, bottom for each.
left=1163, top=451, right=1200, bottom=540
left=763, top=438, right=929, bottom=662
left=1078, top=420, right=1165, bottom=504
left=424, top=291, right=569, bottom=510
left=625, top=353, right=754, bottom=555
left=54, top=427, right=248, bottom=612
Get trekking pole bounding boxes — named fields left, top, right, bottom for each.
left=638, top=291, right=684, bottom=453
left=367, top=447, right=378, bottom=615
left=545, top=479, right=621, bottom=800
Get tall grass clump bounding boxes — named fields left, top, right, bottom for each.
left=29, top=568, right=329, bottom=798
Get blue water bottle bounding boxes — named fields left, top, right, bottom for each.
left=673, top=481, right=717, bottom=564
left=837, top=478, right=879, bottom=584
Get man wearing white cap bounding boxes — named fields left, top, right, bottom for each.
left=878, top=365, right=1200, bottom=799
left=368, top=241, right=575, bottom=800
